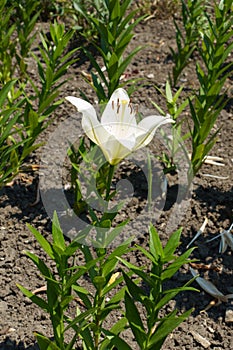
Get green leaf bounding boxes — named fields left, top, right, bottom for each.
left=108, top=52, right=119, bottom=80
left=84, top=49, right=108, bottom=87
left=38, top=91, right=60, bottom=115
left=105, top=285, right=126, bottom=305
left=64, top=308, right=96, bottom=331
left=148, top=308, right=193, bottom=348
left=25, top=251, right=52, bottom=279
left=60, top=295, right=74, bottom=309
left=94, top=275, right=106, bottom=289
left=72, top=284, right=92, bottom=310
left=161, top=247, right=195, bottom=281
left=27, top=108, right=39, bottom=135
left=0, top=111, right=21, bottom=141
left=165, top=80, right=173, bottom=103
left=65, top=267, right=88, bottom=290
left=64, top=240, right=80, bottom=257
left=149, top=224, right=164, bottom=260
left=35, top=333, right=61, bottom=350
left=26, top=224, right=54, bottom=259
left=0, top=80, right=16, bottom=107
left=17, top=284, right=49, bottom=311
left=116, top=45, right=142, bottom=81
left=125, top=292, right=146, bottom=349
left=52, top=211, right=66, bottom=251
left=122, top=271, right=147, bottom=303
left=134, top=245, right=157, bottom=265
left=72, top=284, right=89, bottom=295
left=155, top=282, right=198, bottom=312
left=110, top=0, right=120, bottom=21
left=107, top=241, right=131, bottom=261
left=163, top=228, right=182, bottom=258
left=120, top=0, right=133, bottom=19
left=118, top=257, right=153, bottom=286
left=103, top=221, right=131, bottom=247
left=101, top=323, right=132, bottom=350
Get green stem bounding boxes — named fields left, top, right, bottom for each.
left=147, top=151, right=152, bottom=212
left=94, top=252, right=106, bottom=350
left=94, top=290, right=103, bottom=349
left=105, top=164, right=115, bottom=201
left=56, top=276, right=66, bottom=349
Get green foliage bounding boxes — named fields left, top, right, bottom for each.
left=17, top=212, right=95, bottom=350
left=11, top=0, right=41, bottom=76
left=189, top=0, right=233, bottom=177
left=27, top=21, right=77, bottom=127
left=119, top=225, right=197, bottom=350
left=18, top=215, right=196, bottom=350
left=0, top=0, right=41, bottom=84
left=0, top=17, right=78, bottom=187
left=39, top=0, right=68, bottom=21
left=71, top=0, right=109, bottom=40
left=18, top=213, right=131, bottom=350
left=75, top=243, right=131, bottom=349
left=74, top=0, right=145, bottom=103
left=0, top=0, right=18, bottom=84
left=171, top=0, right=207, bottom=86
left=0, top=81, right=27, bottom=187
left=151, top=81, right=190, bottom=173
left=67, top=138, right=128, bottom=229
left=158, top=0, right=233, bottom=178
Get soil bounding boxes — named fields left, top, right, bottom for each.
left=0, top=14, right=233, bottom=350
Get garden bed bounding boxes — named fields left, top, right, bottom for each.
left=0, top=14, right=233, bottom=350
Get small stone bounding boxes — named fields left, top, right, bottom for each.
left=225, top=309, right=233, bottom=323
left=1, top=285, right=11, bottom=297
left=190, top=331, right=211, bottom=348
left=207, top=326, right=215, bottom=333
left=0, top=300, right=8, bottom=312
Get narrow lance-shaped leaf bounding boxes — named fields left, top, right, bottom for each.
left=125, top=292, right=147, bottom=349
left=26, top=223, right=54, bottom=259
left=17, top=284, right=49, bottom=312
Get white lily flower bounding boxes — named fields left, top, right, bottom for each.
left=66, top=88, right=174, bottom=165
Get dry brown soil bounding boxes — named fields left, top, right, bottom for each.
left=0, top=15, right=232, bottom=350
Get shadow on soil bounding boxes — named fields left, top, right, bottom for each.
left=0, top=339, right=38, bottom=350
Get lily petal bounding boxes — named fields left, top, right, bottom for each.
left=103, top=122, right=137, bottom=149
left=101, top=88, right=137, bottom=127
left=82, top=113, right=112, bottom=147
left=135, top=115, right=174, bottom=149
left=102, top=135, right=133, bottom=165
left=65, top=96, right=96, bottom=119
left=66, top=96, right=112, bottom=147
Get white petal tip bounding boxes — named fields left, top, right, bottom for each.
left=65, top=96, right=94, bottom=112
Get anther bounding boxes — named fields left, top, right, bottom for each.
left=112, top=100, right=114, bottom=109
left=129, top=102, right=133, bottom=114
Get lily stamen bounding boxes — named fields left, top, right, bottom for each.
left=129, top=102, right=133, bottom=114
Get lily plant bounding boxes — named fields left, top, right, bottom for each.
left=66, top=88, right=173, bottom=165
